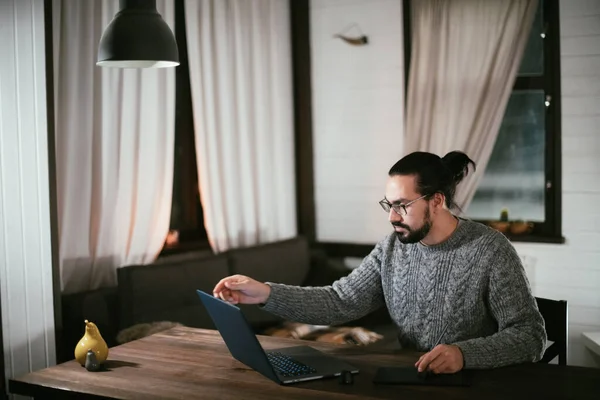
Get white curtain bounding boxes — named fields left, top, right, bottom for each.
left=53, top=0, right=176, bottom=294
left=405, top=0, right=538, bottom=211
left=184, top=0, right=297, bottom=252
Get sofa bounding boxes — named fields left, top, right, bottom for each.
left=118, top=236, right=323, bottom=332
left=59, top=236, right=395, bottom=363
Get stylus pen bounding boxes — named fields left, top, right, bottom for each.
left=432, top=323, right=449, bottom=349
left=416, top=324, right=451, bottom=375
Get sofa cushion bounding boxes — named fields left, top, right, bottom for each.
left=227, top=237, right=310, bottom=329
left=117, top=254, right=229, bottom=330
left=227, top=237, right=310, bottom=286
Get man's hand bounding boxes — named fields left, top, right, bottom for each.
left=212, top=274, right=271, bottom=305
left=415, top=344, right=464, bottom=374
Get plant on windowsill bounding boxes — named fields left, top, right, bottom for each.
left=487, top=208, right=535, bottom=236
left=488, top=208, right=511, bottom=234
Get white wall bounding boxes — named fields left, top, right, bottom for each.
left=0, top=0, right=57, bottom=394
left=514, top=0, right=600, bottom=368
left=311, top=0, right=405, bottom=244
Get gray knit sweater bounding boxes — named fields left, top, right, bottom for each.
left=262, top=218, right=547, bottom=369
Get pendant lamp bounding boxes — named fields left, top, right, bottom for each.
left=97, top=0, right=179, bottom=68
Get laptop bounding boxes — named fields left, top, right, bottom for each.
left=196, top=289, right=359, bottom=384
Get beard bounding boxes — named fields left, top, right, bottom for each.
left=392, top=207, right=432, bottom=244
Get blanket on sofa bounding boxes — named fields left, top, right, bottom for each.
left=117, top=320, right=383, bottom=346
left=263, top=322, right=383, bottom=346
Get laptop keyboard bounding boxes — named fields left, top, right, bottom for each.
left=267, top=351, right=317, bottom=377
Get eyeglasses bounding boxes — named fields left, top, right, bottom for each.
left=379, top=194, right=428, bottom=216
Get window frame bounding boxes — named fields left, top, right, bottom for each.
left=403, top=0, right=564, bottom=244
left=160, top=0, right=211, bottom=256
left=163, top=0, right=317, bottom=256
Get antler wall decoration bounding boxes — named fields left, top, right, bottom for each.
left=333, top=23, right=369, bottom=46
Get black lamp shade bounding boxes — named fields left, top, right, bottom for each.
left=97, top=0, right=179, bottom=68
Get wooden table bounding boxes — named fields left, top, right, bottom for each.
left=9, top=327, right=600, bottom=399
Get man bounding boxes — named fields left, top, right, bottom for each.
left=213, top=151, right=546, bottom=374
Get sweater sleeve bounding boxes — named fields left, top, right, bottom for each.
left=453, top=238, right=547, bottom=369
left=259, top=240, right=386, bottom=325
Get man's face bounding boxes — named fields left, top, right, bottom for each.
left=384, top=175, right=432, bottom=244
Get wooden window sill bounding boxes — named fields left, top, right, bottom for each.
left=158, top=240, right=212, bottom=258
left=502, top=234, right=565, bottom=244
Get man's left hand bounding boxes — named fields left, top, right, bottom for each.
left=415, top=344, right=464, bottom=374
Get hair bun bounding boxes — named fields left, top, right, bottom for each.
left=442, top=151, right=476, bottom=185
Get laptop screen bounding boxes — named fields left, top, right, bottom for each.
left=196, top=290, right=279, bottom=381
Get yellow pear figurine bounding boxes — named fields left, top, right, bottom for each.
left=75, top=320, right=109, bottom=366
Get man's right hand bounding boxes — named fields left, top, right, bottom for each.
left=212, top=275, right=271, bottom=305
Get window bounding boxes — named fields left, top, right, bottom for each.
left=162, top=0, right=209, bottom=254
left=468, top=0, right=563, bottom=242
